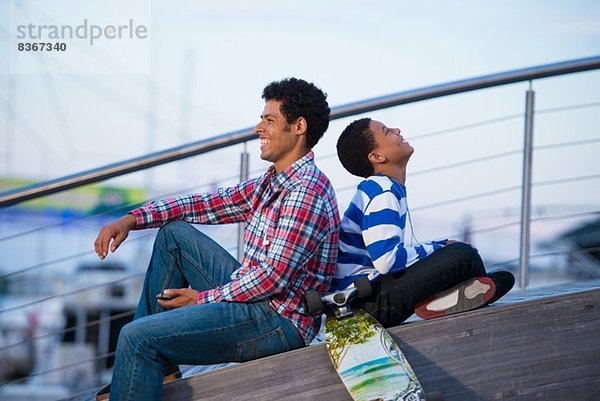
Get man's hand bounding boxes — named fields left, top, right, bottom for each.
left=94, top=214, right=136, bottom=260
left=157, top=288, right=200, bottom=309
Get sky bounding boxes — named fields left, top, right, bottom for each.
left=1, top=0, right=600, bottom=273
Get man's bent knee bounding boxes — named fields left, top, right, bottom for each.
left=156, top=220, right=211, bottom=247
left=159, top=220, right=194, bottom=236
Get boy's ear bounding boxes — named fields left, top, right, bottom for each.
left=368, top=151, right=386, bottom=165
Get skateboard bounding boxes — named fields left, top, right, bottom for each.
left=306, top=277, right=442, bottom=401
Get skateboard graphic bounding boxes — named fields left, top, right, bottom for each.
left=306, top=278, right=442, bottom=401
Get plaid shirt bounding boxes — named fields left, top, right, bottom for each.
left=130, top=152, right=340, bottom=344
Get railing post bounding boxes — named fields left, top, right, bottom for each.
left=519, top=82, right=535, bottom=289
left=75, top=306, right=86, bottom=344
left=238, top=144, right=249, bottom=261
left=98, top=307, right=110, bottom=371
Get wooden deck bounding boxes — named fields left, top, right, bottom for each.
left=163, top=283, right=600, bottom=401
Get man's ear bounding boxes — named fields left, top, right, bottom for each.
left=368, top=151, right=386, bottom=165
left=293, top=117, right=307, bottom=136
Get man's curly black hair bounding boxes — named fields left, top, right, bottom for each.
left=336, top=117, right=375, bottom=178
left=262, top=78, right=330, bottom=149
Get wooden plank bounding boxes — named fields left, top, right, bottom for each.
left=163, top=341, right=345, bottom=401
left=163, top=288, right=600, bottom=400
left=392, top=289, right=600, bottom=400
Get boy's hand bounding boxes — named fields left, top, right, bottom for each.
left=94, top=214, right=136, bottom=259
left=157, top=288, right=200, bottom=309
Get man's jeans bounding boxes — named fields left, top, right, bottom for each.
left=357, top=242, right=487, bottom=327
left=110, top=221, right=305, bottom=401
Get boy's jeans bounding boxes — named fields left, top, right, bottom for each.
left=110, top=221, right=305, bottom=401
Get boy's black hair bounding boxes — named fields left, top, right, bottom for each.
left=262, top=78, right=330, bottom=149
left=336, top=117, right=375, bottom=178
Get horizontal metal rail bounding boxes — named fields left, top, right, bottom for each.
left=330, top=55, right=600, bottom=118
left=1, top=55, right=599, bottom=207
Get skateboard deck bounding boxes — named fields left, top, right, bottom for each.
left=324, top=308, right=426, bottom=401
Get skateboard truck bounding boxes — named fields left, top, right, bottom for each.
left=305, top=276, right=372, bottom=319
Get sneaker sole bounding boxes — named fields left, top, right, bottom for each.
left=415, top=277, right=496, bottom=319
left=96, top=371, right=181, bottom=401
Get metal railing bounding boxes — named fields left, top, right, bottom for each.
left=2, top=54, right=600, bottom=289
left=2, top=55, right=599, bottom=207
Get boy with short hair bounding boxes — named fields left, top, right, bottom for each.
left=333, top=117, right=514, bottom=326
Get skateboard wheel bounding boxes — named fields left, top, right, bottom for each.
left=426, top=391, right=443, bottom=401
left=305, top=290, right=324, bottom=314
left=354, top=276, right=372, bottom=298
left=333, top=293, right=347, bottom=304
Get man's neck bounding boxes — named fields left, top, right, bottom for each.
left=274, top=149, right=310, bottom=173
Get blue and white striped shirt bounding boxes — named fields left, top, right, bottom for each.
left=330, top=175, right=446, bottom=291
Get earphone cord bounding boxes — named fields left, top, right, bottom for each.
left=400, top=185, right=421, bottom=247
left=406, top=205, right=421, bottom=247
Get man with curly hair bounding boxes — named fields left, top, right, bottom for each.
left=93, top=78, right=340, bottom=401
left=334, top=117, right=514, bottom=327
